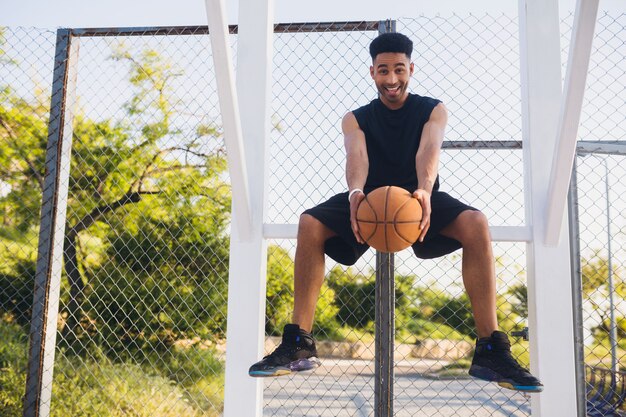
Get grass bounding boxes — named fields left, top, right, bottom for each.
left=0, top=320, right=225, bottom=417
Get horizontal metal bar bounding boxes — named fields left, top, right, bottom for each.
left=576, top=140, right=626, bottom=156
left=274, top=21, right=380, bottom=33
left=70, top=21, right=380, bottom=37
left=490, top=226, right=532, bottom=242
left=70, top=25, right=236, bottom=37
left=442, top=140, right=522, bottom=149
left=264, top=223, right=297, bottom=238
left=264, top=224, right=531, bottom=242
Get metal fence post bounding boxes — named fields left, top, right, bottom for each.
left=375, top=251, right=395, bottom=417
left=23, top=29, right=79, bottom=417
left=568, top=156, right=587, bottom=417
left=373, top=20, right=396, bottom=417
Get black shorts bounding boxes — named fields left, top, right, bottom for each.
left=303, top=191, right=477, bottom=265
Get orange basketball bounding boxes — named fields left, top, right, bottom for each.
left=356, top=186, right=422, bottom=253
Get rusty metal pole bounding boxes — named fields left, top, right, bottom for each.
left=23, top=29, right=79, bottom=417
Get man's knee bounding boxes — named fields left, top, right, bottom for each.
left=298, top=213, right=331, bottom=241
left=444, top=210, right=490, bottom=243
left=460, top=210, right=490, bottom=242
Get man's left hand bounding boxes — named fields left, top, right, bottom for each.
left=412, top=189, right=431, bottom=242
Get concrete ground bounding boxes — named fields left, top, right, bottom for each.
left=263, top=358, right=531, bottom=417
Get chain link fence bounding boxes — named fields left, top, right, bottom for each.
left=1, top=25, right=230, bottom=417
left=0, top=10, right=623, bottom=417
left=563, top=11, right=626, bottom=417
left=266, top=14, right=530, bottom=417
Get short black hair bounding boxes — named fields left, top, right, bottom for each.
left=369, top=33, right=413, bottom=61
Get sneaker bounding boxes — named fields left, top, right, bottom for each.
left=468, top=330, right=544, bottom=392
left=248, top=324, right=321, bottom=377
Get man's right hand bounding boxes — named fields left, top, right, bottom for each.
left=349, top=190, right=366, bottom=244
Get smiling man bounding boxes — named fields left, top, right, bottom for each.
left=249, top=32, right=543, bottom=393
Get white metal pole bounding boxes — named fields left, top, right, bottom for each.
left=519, top=0, right=577, bottom=416
left=544, top=0, right=599, bottom=246
left=222, top=0, right=275, bottom=416
left=204, top=0, right=253, bottom=240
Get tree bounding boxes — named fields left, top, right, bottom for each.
left=327, top=266, right=420, bottom=332
left=265, top=246, right=339, bottom=337
left=63, top=46, right=230, bottom=348
left=506, top=283, right=528, bottom=319
left=0, top=41, right=232, bottom=354
left=582, top=251, right=626, bottom=342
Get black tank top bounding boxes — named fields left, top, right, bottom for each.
left=352, top=93, right=441, bottom=193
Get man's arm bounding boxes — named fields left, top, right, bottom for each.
left=414, top=102, right=448, bottom=242
left=343, top=112, right=369, bottom=243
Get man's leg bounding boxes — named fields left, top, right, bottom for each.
left=249, top=213, right=334, bottom=377
left=440, top=209, right=497, bottom=338
left=440, top=209, right=543, bottom=392
left=292, top=213, right=337, bottom=332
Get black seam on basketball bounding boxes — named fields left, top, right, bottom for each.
left=360, top=195, right=377, bottom=242
left=393, top=223, right=415, bottom=244
left=394, top=196, right=422, bottom=243
left=383, top=186, right=390, bottom=252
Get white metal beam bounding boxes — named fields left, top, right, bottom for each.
left=222, top=0, right=275, bottom=416
left=519, top=0, right=577, bottom=415
left=204, top=0, right=253, bottom=240
left=263, top=223, right=532, bottom=242
left=544, top=0, right=599, bottom=246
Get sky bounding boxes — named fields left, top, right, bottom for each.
left=2, top=0, right=623, bottom=256
left=1, top=0, right=624, bottom=28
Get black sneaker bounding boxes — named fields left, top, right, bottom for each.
left=469, top=330, right=543, bottom=392
left=248, top=324, right=321, bottom=377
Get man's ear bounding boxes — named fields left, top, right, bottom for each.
left=409, top=62, right=414, bottom=76
left=370, top=65, right=375, bottom=79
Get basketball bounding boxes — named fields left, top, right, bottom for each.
left=356, top=186, right=422, bottom=253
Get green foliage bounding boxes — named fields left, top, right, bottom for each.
left=592, top=316, right=626, bottom=340
left=265, top=246, right=296, bottom=335
left=0, top=89, right=48, bottom=232
left=581, top=251, right=626, bottom=343
left=265, top=246, right=339, bottom=337
left=0, top=260, right=35, bottom=326
left=327, top=266, right=376, bottom=328
left=79, top=197, right=230, bottom=357
left=506, top=283, right=528, bottom=319
left=0, top=319, right=28, bottom=416
left=0, top=319, right=224, bottom=417
left=0, top=27, right=15, bottom=66
left=582, top=251, right=626, bottom=299
left=414, top=285, right=475, bottom=337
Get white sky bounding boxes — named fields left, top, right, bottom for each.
left=1, top=0, right=623, bottom=28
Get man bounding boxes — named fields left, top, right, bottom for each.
left=249, top=32, right=543, bottom=393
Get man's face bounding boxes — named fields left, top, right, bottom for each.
left=370, top=52, right=414, bottom=109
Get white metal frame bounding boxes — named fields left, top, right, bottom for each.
left=545, top=0, right=599, bottom=245
left=519, top=0, right=577, bottom=415
left=204, top=0, right=253, bottom=240
left=205, top=0, right=275, bottom=416
left=205, top=0, right=600, bottom=415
